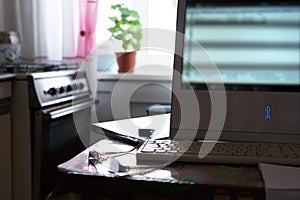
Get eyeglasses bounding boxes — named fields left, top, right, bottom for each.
left=88, top=150, right=132, bottom=173
left=87, top=150, right=161, bottom=175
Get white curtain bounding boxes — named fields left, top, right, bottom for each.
left=36, top=0, right=80, bottom=60
left=0, top=0, right=80, bottom=61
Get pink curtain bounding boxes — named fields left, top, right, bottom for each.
left=77, top=0, right=99, bottom=58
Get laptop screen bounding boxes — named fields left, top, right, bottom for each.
left=170, top=0, right=300, bottom=143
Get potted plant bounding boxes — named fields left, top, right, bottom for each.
left=107, top=4, right=142, bottom=73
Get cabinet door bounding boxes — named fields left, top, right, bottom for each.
left=130, top=83, right=172, bottom=117
left=96, top=80, right=172, bottom=121
left=96, top=81, right=116, bottom=122
left=0, top=81, right=11, bottom=99
left=0, top=113, right=12, bottom=200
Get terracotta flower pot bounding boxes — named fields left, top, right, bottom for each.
left=115, top=51, right=137, bottom=73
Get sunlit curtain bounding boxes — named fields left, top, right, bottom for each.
left=77, top=0, right=99, bottom=58
left=0, top=0, right=98, bottom=61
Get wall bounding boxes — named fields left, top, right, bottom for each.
left=0, top=0, right=18, bottom=30
left=0, top=0, right=3, bottom=29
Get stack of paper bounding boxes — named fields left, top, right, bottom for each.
left=259, top=163, right=300, bottom=200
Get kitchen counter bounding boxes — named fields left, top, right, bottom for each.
left=97, top=73, right=172, bottom=82
left=97, top=66, right=173, bottom=82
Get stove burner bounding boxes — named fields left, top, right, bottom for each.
left=0, top=62, right=79, bottom=73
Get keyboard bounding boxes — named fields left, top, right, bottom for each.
left=136, top=140, right=300, bottom=166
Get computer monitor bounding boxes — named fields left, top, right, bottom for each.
left=171, top=0, right=300, bottom=143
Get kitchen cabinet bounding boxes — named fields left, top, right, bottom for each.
left=96, top=73, right=172, bottom=122
left=0, top=74, right=14, bottom=200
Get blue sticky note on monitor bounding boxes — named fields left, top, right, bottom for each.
left=264, top=105, right=271, bottom=121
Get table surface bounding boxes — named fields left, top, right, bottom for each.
left=59, top=138, right=263, bottom=184
left=56, top=115, right=265, bottom=199
left=57, top=141, right=264, bottom=199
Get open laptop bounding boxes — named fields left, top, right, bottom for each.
left=137, top=0, right=300, bottom=165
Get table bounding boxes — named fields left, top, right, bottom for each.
left=50, top=115, right=265, bottom=200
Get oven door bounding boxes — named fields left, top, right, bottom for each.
left=32, top=99, right=94, bottom=200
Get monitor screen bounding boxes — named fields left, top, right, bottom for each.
left=182, top=2, right=299, bottom=91
left=171, top=0, right=300, bottom=143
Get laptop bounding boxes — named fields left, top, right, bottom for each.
left=136, top=0, right=300, bottom=165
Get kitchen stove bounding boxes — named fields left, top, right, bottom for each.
left=0, top=62, right=91, bottom=110
left=1, top=62, right=94, bottom=200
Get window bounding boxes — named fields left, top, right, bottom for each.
left=96, top=0, right=177, bottom=43
left=96, top=0, right=178, bottom=71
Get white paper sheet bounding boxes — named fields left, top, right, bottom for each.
left=259, top=163, right=300, bottom=200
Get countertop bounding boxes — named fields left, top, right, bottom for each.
left=97, top=66, right=173, bottom=82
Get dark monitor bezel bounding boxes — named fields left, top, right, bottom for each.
left=170, top=0, right=300, bottom=143
left=178, top=0, right=300, bottom=93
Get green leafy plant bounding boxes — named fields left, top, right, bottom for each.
left=108, top=4, right=142, bottom=51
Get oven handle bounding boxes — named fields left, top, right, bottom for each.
left=46, top=100, right=94, bottom=119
